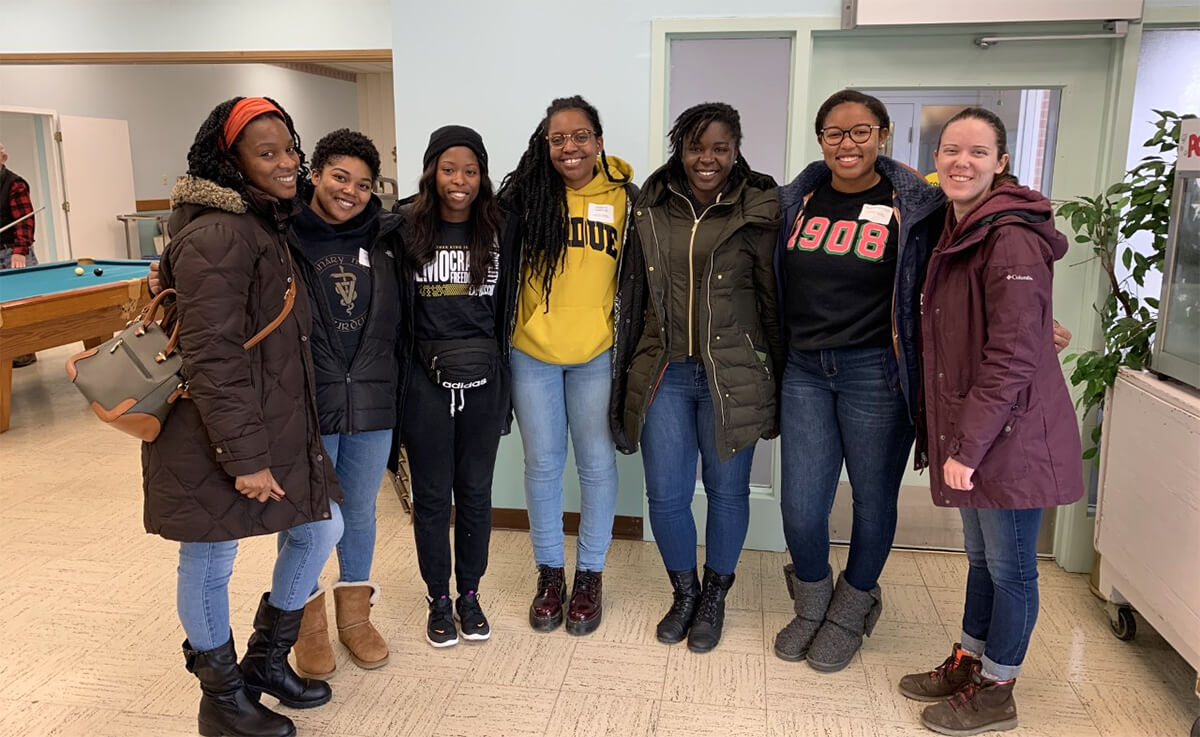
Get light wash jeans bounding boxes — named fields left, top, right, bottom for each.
left=310, top=429, right=392, bottom=584
left=177, top=503, right=343, bottom=651
left=510, top=348, right=618, bottom=572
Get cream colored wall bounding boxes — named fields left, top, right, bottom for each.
left=357, top=73, right=397, bottom=185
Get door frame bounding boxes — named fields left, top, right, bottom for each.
left=0, top=105, right=69, bottom=262
left=647, top=14, right=1154, bottom=570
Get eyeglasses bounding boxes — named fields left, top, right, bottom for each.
left=547, top=129, right=596, bottom=148
left=819, top=124, right=882, bottom=146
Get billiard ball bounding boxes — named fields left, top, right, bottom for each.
left=74, top=266, right=84, bottom=275
left=93, top=267, right=104, bottom=276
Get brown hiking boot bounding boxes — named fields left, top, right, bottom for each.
left=899, top=643, right=980, bottom=701
left=529, top=565, right=567, bottom=631
left=920, top=665, right=1018, bottom=736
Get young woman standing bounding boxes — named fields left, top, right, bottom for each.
left=398, top=125, right=518, bottom=647
left=498, top=96, right=638, bottom=636
left=898, top=108, right=1082, bottom=736
left=148, top=96, right=342, bottom=737
left=620, top=102, right=781, bottom=653
left=288, top=129, right=401, bottom=678
left=772, top=90, right=947, bottom=672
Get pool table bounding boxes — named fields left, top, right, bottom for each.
left=0, top=258, right=153, bottom=432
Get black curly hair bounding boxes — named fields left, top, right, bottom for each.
left=186, top=96, right=307, bottom=200
left=813, top=89, right=891, bottom=137
left=311, top=128, right=381, bottom=180
left=498, top=95, right=629, bottom=309
left=667, top=101, right=752, bottom=186
left=406, top=146, right=501, bottom=290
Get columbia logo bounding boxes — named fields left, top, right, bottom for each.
left=1006, top=274, right=1034, bottom=281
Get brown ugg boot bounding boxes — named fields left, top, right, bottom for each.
left=292, top=588, right=336, bottom=679
left=332, top=581, right=389, bottom=669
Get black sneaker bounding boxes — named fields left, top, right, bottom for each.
left=426, top=595, right=458, bottom=648
left=456, top=591, right=491, bottom=641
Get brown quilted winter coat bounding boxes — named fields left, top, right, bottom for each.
left=141, top=177, right=341, bottom=542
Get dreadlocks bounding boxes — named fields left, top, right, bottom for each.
left=407, top=153, right=502, bottom=290
left=667, top=101, right=753, bottom=184
left=498, top=95, right=629, bottom=307
left=186, top=96, right=308, bottom=201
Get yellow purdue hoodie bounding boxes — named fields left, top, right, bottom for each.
left=513, top=156, right=633, bottom=365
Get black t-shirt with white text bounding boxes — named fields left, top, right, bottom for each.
left=413, top=220, right=498, bottom=341
left=784, top=176, right=898, bottom=350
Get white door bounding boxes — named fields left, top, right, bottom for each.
left=57, top=115, right=137, bottom=260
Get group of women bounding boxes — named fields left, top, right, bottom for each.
left=143, top=88, right=1082, bottom=737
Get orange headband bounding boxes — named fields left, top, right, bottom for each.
left=222, top=97, right=284, bottom=150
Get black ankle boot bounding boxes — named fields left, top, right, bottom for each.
left=240, top=593, right=333, bottom=709
left=184, top=636, right=295, bottom=737
left=656, top=568, right=700, bottom=644
left=687, top=566, right=735, bottom=654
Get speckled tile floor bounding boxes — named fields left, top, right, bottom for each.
left=1, top=345, right=1196, bottom=737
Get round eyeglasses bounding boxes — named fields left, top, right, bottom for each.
left=547, top=129, right=596, bottom=148
left=819, top=124, right=882, bottom=146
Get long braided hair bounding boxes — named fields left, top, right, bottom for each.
left=406, top=151, right=502, bottom=289
left=185, top=96, right=308, bottom=200
left=666, top=101, right=753, bottom=187
left=498, top=95, right=629, bottom=307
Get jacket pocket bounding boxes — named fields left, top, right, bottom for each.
left=976, top=408, right=1030, bottom=482
left=742, top=333, right=774, bottom=409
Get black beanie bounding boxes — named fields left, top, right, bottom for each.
left=422, top=125, right=488, bottom=170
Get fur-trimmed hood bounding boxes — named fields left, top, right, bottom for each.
left=168, top=176, right=297, bottom=237
left=169, top=175, right=247, bottom=214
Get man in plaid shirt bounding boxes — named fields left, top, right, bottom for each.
left=1, top=142, right=39, bottom=366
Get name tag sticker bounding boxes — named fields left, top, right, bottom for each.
left=588, top=203, right=615, bottom=224
left=358, top=248, right=371, bottom=267
left=859, top=204, right=894, bottom=225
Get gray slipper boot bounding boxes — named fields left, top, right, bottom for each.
left=773, top=565, right=833, bottom=662
left=806, top=573, right=882, bottom=673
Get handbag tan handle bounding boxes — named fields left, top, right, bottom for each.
left=135, top=287, right=184, bottom=363
left=156, top=246, right=298, bottom=358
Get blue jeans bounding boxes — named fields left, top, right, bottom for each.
left=642, top=361, right=753, bottom=576
left=780, top=346, right=914, bottom=590
left=313, top=429, right=393, bottom=584
left=960, top=507, right=1043, bottom=680
left=510, top=347, right=619, bottom=572
left=178, top=503, right=344, bottom=651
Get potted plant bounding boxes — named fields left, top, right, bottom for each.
left=1055, top=109, right=1191, bottom=458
